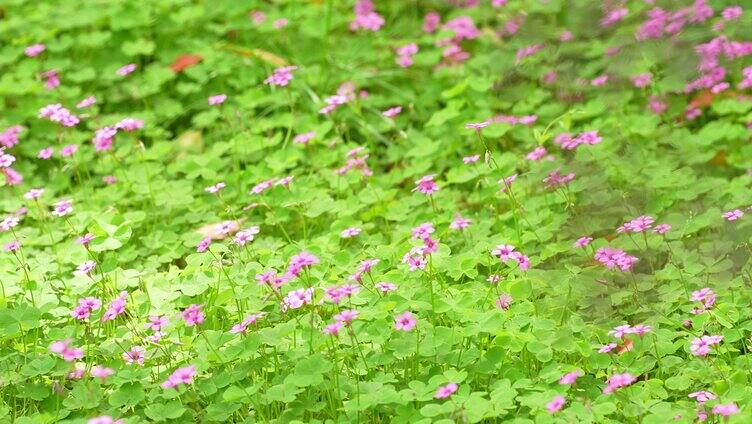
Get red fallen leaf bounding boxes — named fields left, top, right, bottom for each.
left=617, top=338, right=634, bottom=354
left=689, top=89, right=715, bottom=109
left=689, top=89, right=740, bottom=109
left=709, top=150, right=727, bottom=167
left=170, top=54, right=203, bottom=73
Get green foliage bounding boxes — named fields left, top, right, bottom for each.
left=1, top=0, right=752, bottom=423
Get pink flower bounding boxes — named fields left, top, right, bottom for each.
left=162, top=365, right=197, bottom=389
left=609, top=324, right=633, bottom=339
left=287, top=251, right=320, bottom=275
left=394, top=312, right=417, bottom=331
left=77, top=96, right=97, bottom=109
left=690, top=335, right=723, bottom=356
left=499, top=174, right=517, bottom=193
left=435, top=382, right=458, bottom=399
left=204, top=182, right=226, bottom=193
left=526, top=146, right=548, bottom=161
left=543, top=170, right=575, bottom=188
left=123, top=346, right=146, bottom=365
left=208, top=94, right=227, bottom=105
left=443, top=16, right=480, bottom=40
left=350, top=0, right=384, bottom=32
left=275, top=175, right=294, bottom=187
left=395, top=43, right=418, bottom=67
left=323, top=322, right=344, bottom=336
left=712, top=403, right=739, bottom=417
left=324, top=284, right=360, bottom=305
left=0, top=216, right=19, bottom=231
left=146, top=315, right=169, bottom=331
left=70, top=367, right=87, bottom=380
left=492, top=244, right=516, bottom=262
left=463, top=155, right=480, bottom=164
left=632, top=324, right=652, bottom=336
left=4, top=240, right=21, bottom=252
left=591, top=75, right=608, bottom=86
left=272, top=19, right=288, bottom=29
left=294, top=131, right=316, bottom=145
left=41, top=70, right=60, bottom=89
left=91, top=365, right=114, bottom=381
left=412, top=222, right=435, bottom=239
left=559, top=30, right=573, bottom=41
left=559, top=370, right=583, bottom=385
left=601, top=7, right=628, bottom=27
left=711, top=82, right=729, bottom=94
left=689, top=390, right=716, bottom=404
left=690, top=288, right=716, bottom=311
left=61, top=144, right=78, bottom=157
left=74, top=260, right=96, bottom=276
left=594, top=247, right=638, bottom=271
left=181, top=304, right=205, bottom=326
left=412, top=174, right=438, bottom=195
left=196, top=237, right=211, bottom=252
left=117, top=64, right=137, bottom=76
left=281, top=288, right=314, bottom=311
left=497, top=249, right=530, bottom=270
left=648, top=96, right=667, bottom=114
left=71, top=296, right=101, bottom=319
left=632, top=73, right=653, bottom=88
left=93, top=127, right=117, bottom=151
left=723, top=209, right=744, bottom=221
left=721, top=6, right=742, bottom=21
left=599, top=343, right=617, bottom=353
left=495, top=293, right=513, bottom=310
left=547, top=395, right=565, bottom=413
left=115, top=118, right=144, bottom=132
left=1, top=167, right=22, bottom=185
left=515, top=44, right=545, bottom=64
left=450, top=214, right=471, bottom=230
left=50, top=339, right=84, bottom=362
left=230, top=313, right=266, bottom=334
left=375, top=282, right=397, bottom=293
left=402, top=246, right=428, bottom=271
left=574, top=236, right=592, bottom=248
left=423, top=11, right=440, bottom=33
left=102, top=175, right=117, bottom=185
left=686, top=107, right=702, bottom=120
left=25, top=44, right=46, bottom=57
left=603, top=373, right=637, bottom=394
left=0, top=125, right=24, bottom=148
left=249, top=11, right=266, bottom=24
left=0, top=150, right=14, bottom=169
left=340, top=227, right=361, bottom=238
left=102, top=291, right=128, bottom=322
left=250, top=178, right=276, bottom=195
left=234, top=226, right=260, bottom=246
left=382, top=106, right=402, bottom=117
left=333, top=309, right=359, bottom=325
left=617, top=215, right=655, bottom=233
left=264, top=66, right=297, bottom=87
left=653, top=224, right=671, bottom=234
left=37, top=147, right=53, bottom=159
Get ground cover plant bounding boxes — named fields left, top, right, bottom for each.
left=1, top=0, right=752, bottom=422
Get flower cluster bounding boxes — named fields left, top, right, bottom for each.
left=594, top=247, right=638, bottom=271
left=491, top=244, right=531, bottom=271
left=554, top=130, right=603, bottom=150
left=350, top=0, right=384, bottom=32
